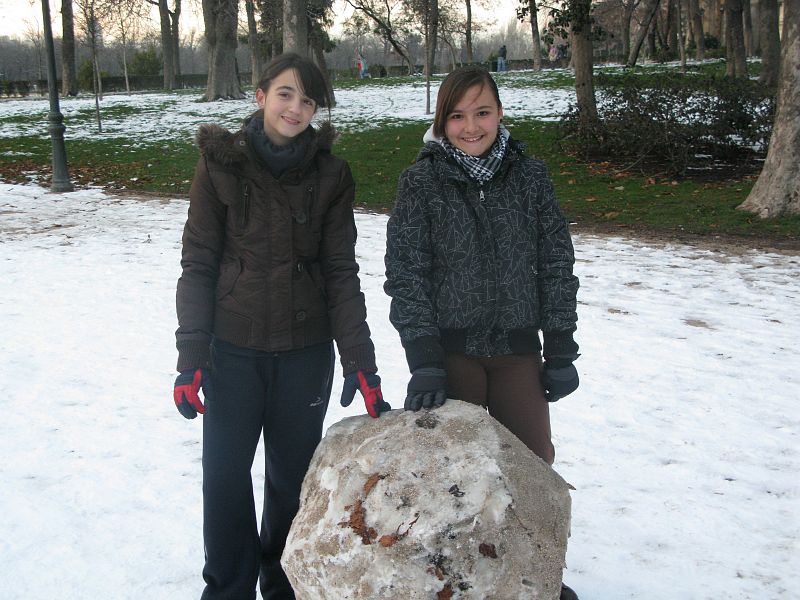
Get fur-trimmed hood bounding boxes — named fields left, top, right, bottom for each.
left=195, top=115, right=337, bottom=166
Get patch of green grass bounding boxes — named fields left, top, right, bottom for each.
left=2, top=116, right=798, bottom=242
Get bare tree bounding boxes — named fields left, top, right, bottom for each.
left=422, top=0, right=438, bottom=112
left=570, top=0, right=596, bottom=128
left=687, top=0, right=705, bottom=59
left=75, top=0, right=107, bottom=129
left=245, top=0, right=263, bottom=85
left=344, top=0, right=414, bottom=74
left=110, top=0, right=145, bottom=93
left=284, top=0, right=308, bottom=54
left=145, top=0, right=181, bottom=88
left=725, top=0, right=747, bottom=77
left=202, top=0, right=244, bottom=100
left=61, top=0, right=78, bottom=96
left=516, top=0, right=542, bottom=70
left=742, top=0, right=753, bottom=55
left=626, top=0, right=660, bottom=66
left=738, top=2, right=800, bottom=217
left=159, top=0, right=176, bottom=88
left=759, top=0, right=780, bottom=87
left=23, top=1, right=45, bottom=81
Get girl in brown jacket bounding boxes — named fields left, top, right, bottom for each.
left=173, top=53, right=390, bottom=600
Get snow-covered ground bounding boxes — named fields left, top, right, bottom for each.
left=0, top=183, right=798, bottom=599
left=0, top=74, right=573, bottom=144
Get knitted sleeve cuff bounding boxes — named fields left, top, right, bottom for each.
left=403, top=336, right=445, bottom=372
left=542, top=330, right=579, bottom=362
left=339, top=341, right=377, bottom=376
left=176, top=340, right=213, bottom=372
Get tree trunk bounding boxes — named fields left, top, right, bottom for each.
left=310, top=34, right=336, bottom=107
left=246, top=0, right=262, bottom=86
left=120, top=29, right=130, bottom=93
left=738, top=1, right=800, bottom=217
left=666, top=0, right=679, bottom=53
left=677, top=0, right=687, bottom=69
left=759, top=0, right=780, bottom=86
left=424, top=0, right=438, bottom=113
left=742, top=0, right=753, bottom=55
left=570, top=0, right=597, bottom=129
left=171, top=0, right=182, bottom=77
left=60, top=0, right=77, bottom=96
left=284, top=0, right=308, bottom=55
left=725, top=0, right=747, bottom=77
left=688, top=0, right=705, bottom=59
left=465, top=0, right=473, bottom=62
left=159, top=0, right=176, bottom=89
left=628, top=0, right=661, bottom=66
left=202, top=0, right=244, bottom=100
left=621, top=0, right=636, bottom=63
left=529, top=0, right=542, bottom=70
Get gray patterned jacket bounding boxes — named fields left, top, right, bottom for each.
left=384, top=137, right=579, bottom=371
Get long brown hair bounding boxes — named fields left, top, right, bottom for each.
left=256, top=53, right=332, bottom=111
left=433, top=67, right=501, bottom=139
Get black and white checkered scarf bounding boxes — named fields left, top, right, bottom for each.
left=439, top=125, right=510, bottom=184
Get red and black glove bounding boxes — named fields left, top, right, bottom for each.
left=173, top=368, right=212, bottom=419
left=340, top=371, right=391, bottom=418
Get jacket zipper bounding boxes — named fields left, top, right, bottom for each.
left=240, top=181, right=250, bottom=229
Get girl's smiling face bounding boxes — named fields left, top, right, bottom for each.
left=444, top=84, right=503, bottom=157
left=256, top=68, right=317, bottom=146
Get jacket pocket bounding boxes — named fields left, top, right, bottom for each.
left=291, top=184, right=322, bottom=258
left=216, top=258, right=242, bottom=300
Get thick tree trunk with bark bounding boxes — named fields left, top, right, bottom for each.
left=528, top=0, right=542, bottom=70
left=570, top=0, right=597, bottom=129
left=688, top=0, right=705, bottom=59
left=742, top=0, right=753, bottom=55
left=621, top=0, right=637, bottom=63
left=725, top=0, right=747, bottom=77
left=171, top=0, right=182, bottom=77
left=60, top=0, right=77, bottom=96
left=202, top=0, right=244, bottom=100
left=159, top=0, right=176, bottom=89
left=738, top=2, right=800, bottom=217
left=759, top=0, right=780, bottom=86
left=284, top=0, right=308, bottom=55
left=627, top=0, right=660, bottom=66
left=246, top=0, right=262, bottom=86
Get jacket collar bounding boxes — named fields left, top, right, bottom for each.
left=196, top=116, right=337, bottom=175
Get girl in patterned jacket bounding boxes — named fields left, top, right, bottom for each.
left=384, top=66, right=580, bottom=600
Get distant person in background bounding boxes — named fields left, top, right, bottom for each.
left=497, top=44, right=507, bottom=72
left=358, top=53, right=369, bottom=79
left=549, top=43, right=559, bottom=64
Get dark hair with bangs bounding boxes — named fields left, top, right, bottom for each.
left=256, top=53, right=331, bottom=112
left=433, top=67, right=501, bottom=139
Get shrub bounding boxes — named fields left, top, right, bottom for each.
left=560, top=72, right=775, bottom=175
left=130, top=47, right=162, bottom=76
left=77, top=59, right=109, bottom=91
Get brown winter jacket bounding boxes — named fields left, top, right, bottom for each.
left=175, top=119, right=376, bottom=375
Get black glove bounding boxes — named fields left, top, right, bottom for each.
left=405, top=367, right=447, bottom=411
left=340, top=370, right=392, bottom=418
left=541, top=362, right=579, bottom=402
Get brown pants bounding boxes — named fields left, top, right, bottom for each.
left=444, top=353, right=555, bottom=465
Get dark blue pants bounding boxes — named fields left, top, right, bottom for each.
left=200, top=340, right=334, bottom=600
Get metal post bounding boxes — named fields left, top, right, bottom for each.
left=41, top=0, right=73, bottom=192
